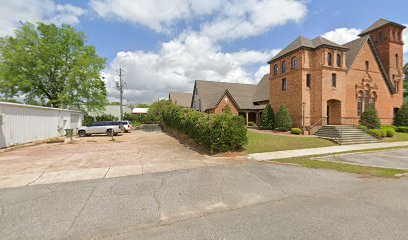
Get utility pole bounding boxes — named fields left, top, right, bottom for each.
left=116, top=68, right=125, bottom=121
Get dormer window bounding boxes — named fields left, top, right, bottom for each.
left=327, top=53, right=332, bottom=66
left=273, top=64, right=278, bottom=76
left=336, top=54, right=341, bottom=67
left=282, top=61, right=287, bottom=73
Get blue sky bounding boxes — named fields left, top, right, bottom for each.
left=1, top=0, right=407, bottom=103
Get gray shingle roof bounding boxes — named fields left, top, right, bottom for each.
left=342, top=35, right=369, bottom=70
left=268, top=36, right=348, bottom=63
left=253, top=74, right=270, bottom=103
left=358, top=18, right=406, bottom=36
left=194, top=74, right=270, bottom=111
left=195, top=80, right=258, bottom=110
left=169, top=92, right=192, bottom=108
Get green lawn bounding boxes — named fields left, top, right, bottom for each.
left=384, top=132, right=408, bottom=142
left=245, top=131, right=336, bottom=154
left=271, top=157, right=408, bottom=178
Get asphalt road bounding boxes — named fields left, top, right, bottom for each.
left=1, top=161, right=407, bottom=240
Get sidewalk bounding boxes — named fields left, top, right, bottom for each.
left=249, top=141, right=408, bottom=161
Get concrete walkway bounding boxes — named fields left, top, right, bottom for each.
left=249, top=141, right=408, bottom=161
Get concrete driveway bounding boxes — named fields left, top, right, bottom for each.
left=0, top=128, right=247, bottom=188
left=317, top=148, right=408, bottom=169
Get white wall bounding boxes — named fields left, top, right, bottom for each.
left=0, top=102, right=83, bottom=148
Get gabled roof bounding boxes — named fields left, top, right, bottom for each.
left=343, top=35, right=370, bottom=70
left=358, top=18, right=406, bottom=37
left=169, top=92, right=192, bottom=108
left=253, top=74, right=270, bottom=103
left=268, top=36, right=348, bottom=63
left=194, top=80, right=258, bottom=110
left=342, top=35, right=395, bottom=93
left=212, top=90, right=240, bottom=112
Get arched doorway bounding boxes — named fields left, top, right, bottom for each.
left=327, top=99, right=341, bottom=125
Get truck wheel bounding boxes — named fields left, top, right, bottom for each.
left=78, top=130, right=86, bottom=137
left=107, top=129, right=113, bottom=136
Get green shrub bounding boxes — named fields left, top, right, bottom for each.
left=358, top=125, right=368, bottom=133
left=396, top=126, right=408, bottom=133
left=274, top=105, right=292, bottom=132
left=260, top=104, right=274, bottom=130
left=157, top=101, right=247, bottom=153
left=360, top=104, right=381, bottom=129
left=368, top=129, right=386, bottom=138
left=385, top=129, right=395, bottom=137
left=382, top=125, right=397, bottom=131
left=291, top=128, right=302, bottom=135
left=393, top=103, right=408, bottom=126
left=248, top=121, right=256, bottom=126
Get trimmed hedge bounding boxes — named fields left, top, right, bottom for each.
left=368, top=129, right=386, bottom=138
left=291, top=128, right=302, bottom=135
left=396, top=126, right=408, bottom=133
left=159, top=101, right=247, bottom=153
left=381, top=126, right=396, bottom=137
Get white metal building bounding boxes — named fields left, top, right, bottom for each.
left=0, top=102, right=83, bottom=149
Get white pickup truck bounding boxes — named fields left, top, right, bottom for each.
left=77, top=121, right=124, bottom=137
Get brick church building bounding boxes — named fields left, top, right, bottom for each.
left=171, top=19, right=405, bottom=129
left=268, top=18, right=405, bottom=128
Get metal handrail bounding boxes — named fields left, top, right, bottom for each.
left=309, top=117, right=327, bottom=135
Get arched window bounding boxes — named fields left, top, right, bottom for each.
left=273, top=64, right=278, bottom=76
left=370, top=92, right=377, bottom=107
left=282, top=61, right=287, bottom=73
left=365, top=61, right=369, bottom=71
left=357, top=92, right=363, bottom=116
left=396, top=54, right=399, bottom=67
left=327, top=53, right=332, bottom=66
left=291, top=57, right=297, bottom=70
left=336, top=54, right=341, bottom=67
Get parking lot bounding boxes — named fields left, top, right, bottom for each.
left=0, top=128, right=248, bottom=188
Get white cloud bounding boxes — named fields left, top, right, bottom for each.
left=103, top=33, right=276, bottom=103
left=403, top=24, right=408, bottom=54
left=321, top=27, right=361, bottom=44
left=90, top=0, right=308, bottom=41
left=0, top=0, right=85, bottom=36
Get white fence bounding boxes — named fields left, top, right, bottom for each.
left=0, top=102, right=83, bottom=149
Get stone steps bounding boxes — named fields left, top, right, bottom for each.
left=314, top=125, right=379, bottom=145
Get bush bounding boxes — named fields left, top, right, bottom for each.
left=358, top=125, right=368, bottom=133
left=360, top=104, right=381, bottom=129
left=248, top=121, right=256, bottom=126
left=396, top=126, right=408, bottom=133
left=368, top=129, right=386, bottom=138
left=385, top=129, right=395, bottom=137
left=291, top=128, right=302, bottom=135
left=157, top=101, right=247, bottom=153
left=393, top=103, right=408, bottom=126
left=260, top=104, right=274, bottom=130
left=274, top=105, right=292, bottom=132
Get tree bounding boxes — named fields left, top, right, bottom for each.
left=222, top=104, right=232, bottom=114
left=394, top=103, right=408, bottom=126
left=360, top=104, right=381, bottom=129
left=274, top=105, right=292, bottom=131
left=260, top=104, right=274, bottom=130
left=404, top=63, right=407, bottom=100
left=136, top=103, right=150, bottom=108
left=0, top=22, right=107, bottom=111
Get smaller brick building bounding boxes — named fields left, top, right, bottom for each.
left=190, top=74, right=270, bottom=125
left=268, top=18, right=405, bottom=128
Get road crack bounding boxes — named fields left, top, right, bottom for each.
left=26, top=172, right=45, bottom=186
left=67, top=186, right=96, bottom=233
